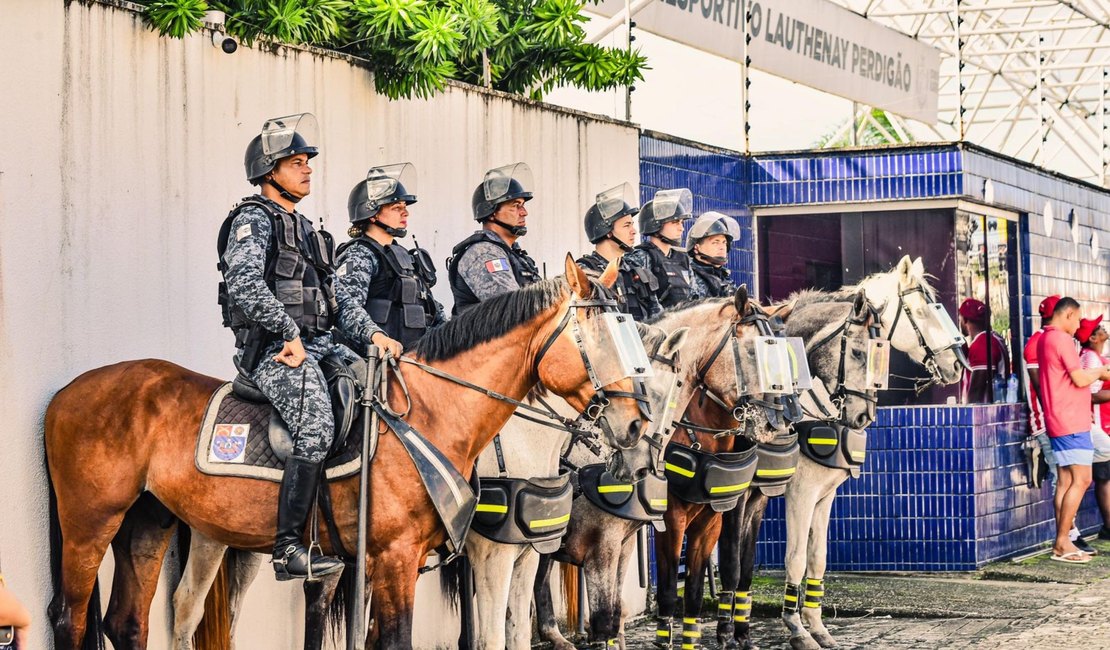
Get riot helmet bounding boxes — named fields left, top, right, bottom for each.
left=244, top=113, right=320, bottom=204
left=638, top=188, right=692, bottom=245
left=348, top=163, right=418, bottom=238
left=584, top=183, right=640, bottom=250
left=472, top=163, right=533, bottom=236
left=687, top=211, right=740, bottom=265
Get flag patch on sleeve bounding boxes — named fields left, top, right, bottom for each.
left=485, top=258, right=511, bottom=273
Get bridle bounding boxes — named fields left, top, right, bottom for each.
left=886, top=285, right=971, bottom=391
left=805, top=300, right=884, bottom=425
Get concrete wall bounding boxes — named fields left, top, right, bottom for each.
left=0, top=1, right=640, bottom=647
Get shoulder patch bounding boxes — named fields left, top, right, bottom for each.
left=485, top=258, right=511, bottom=273
left=235, top=223, right=255, bottom=241
left=336, top=262, right=349, bottom=277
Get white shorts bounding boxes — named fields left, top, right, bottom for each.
left=1092, top=429, right=1110, bottom=464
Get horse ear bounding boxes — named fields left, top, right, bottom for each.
left=660, top=327, right=690, bottom=360
left=565, top=253, right=591, bottom=299
left=769, top=299, right=796, bottom=322
left=598, top=257, right=620, bottom=289
left=911, top=256, right=925, bottom=278
left=896, top=255, right=913, bottom=279
left=852, top=290, right=869, bottom=321
left=734, top=284, right=750, bottom=315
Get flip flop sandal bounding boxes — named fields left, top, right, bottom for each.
left=1050, top=551, right=1091, bottom=564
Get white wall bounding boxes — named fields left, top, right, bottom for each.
left=0, top=1, right=641, bottom=647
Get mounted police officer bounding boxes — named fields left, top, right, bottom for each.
left=448, top=163, right=542, bottom=314
left=217, top=113, right=350, bottom=581
left=577, top=183, right=662, bottom=321
left=686, top=211, right=740, bottom=298
left=624, top=188, right=701, bottom=308
left=335, top=163, right=444, bottom=354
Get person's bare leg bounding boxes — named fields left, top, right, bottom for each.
left=1055, top=464, right=1092, bottom=556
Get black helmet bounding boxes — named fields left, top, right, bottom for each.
left=348, top=163, right=418, bottom=224
left=638, top=188, right=693, bottom=237
left=686, top=211, right=741, bottom=247
left=584, top=182, right=640, bottom=244
left=472, top=163, right=534, bottom=221
left=244, top=113, right=319, bottom=184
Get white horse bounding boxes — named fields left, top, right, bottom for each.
left=719, top=255, right=968, bottom=650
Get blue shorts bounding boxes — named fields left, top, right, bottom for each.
left=1049, top=431, right=1094, bottom=467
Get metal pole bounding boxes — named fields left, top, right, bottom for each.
left=953, top=0, right=965, bottom=140
left=637, top=525, right=649, bottom=589
left=576, top=566, right=587, bottom=635
left=1036, top=33, right=1046, bottom=164
left=624, top=0, right=633, bottom=121
left=1101, top=66, right=1108, bottom=187
left=741, top=0, right=751, bottom=153
left=348, top=345, right=381, bottom=650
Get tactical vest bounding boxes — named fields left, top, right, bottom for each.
left=663, top=442, right=758, bottom=512
left=636, top=242, right=694, bottom=308
left=797, top=421, right=867, bottom=478
left=752, top=432, right=800, bottom=497
left=579, top=463, right=669, bottom=529
left=336, top=237, right=436, bottom=348
left=576, top=251, right=660, bottom=322
left=691, top=258, right=735, bottom=298
left=470, top=471, right=574, bottom=554
left=217, top=196, right=337, bottom=349
left=448, top=231, right=542, bottom=315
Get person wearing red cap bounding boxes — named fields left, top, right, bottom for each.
left=1077, top=316, right=1110, bottom=542
left=1026, top=296, right=1061, bottom=463
left=959, top=297, right=1009, bottom=403
left=1037, top=297, right=1110, bottom=563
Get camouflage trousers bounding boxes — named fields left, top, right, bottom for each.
left=244, top=335, right=359, bottom=463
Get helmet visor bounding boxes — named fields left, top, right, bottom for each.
left=596, top=183, right=638, bottom=223
left=484, top=162, right=534, bottom=203
left=261, top=113, right=318, bottom=157
left=651, top=188, right=693, bottom=223
left=365, top=162, right=418, bottom=210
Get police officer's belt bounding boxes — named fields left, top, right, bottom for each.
left=797, top=420, right=867, bottom=478
left=663, top=442, right=758, bottom=512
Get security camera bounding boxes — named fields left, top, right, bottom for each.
left=212, top=31, right=238, bottom=54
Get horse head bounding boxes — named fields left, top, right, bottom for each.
left=885, top=255, right=967, bottom=385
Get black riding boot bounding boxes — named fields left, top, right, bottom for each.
left=273, top=455, right=344, bottom=581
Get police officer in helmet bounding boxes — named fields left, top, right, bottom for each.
left=577, top=183, right=662, bottom=321
left=686, top=211, right=740, bottom=298
left=448, top=163, right=542, bottom=313
left=624, top=188, right=702, bottom=308
left=335, top=163, right=444, bottom=354
left=218, top=113, right=354, bottom=581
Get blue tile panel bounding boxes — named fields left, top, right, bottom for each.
left=754, top=404, right=1102, bottom=572
left=639, top=133, right=755, bottom=290
left=747, top=145, right=965, bottom=207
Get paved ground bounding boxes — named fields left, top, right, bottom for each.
left=609, top=536, right=1110, bottom=649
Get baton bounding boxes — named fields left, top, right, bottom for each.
left=348, top=344, right=381, bottom=650
left=637, top=524, right=649, bottom=589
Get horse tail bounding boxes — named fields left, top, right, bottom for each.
left=438, top=553, right=464, bottom=611
left=176, top=526, right=233, bottom=650
left=47, top=473, right=106, bottom=650
left=562, top=562, right=579, bottom=630
left=325, top=565, right=352, bottom=645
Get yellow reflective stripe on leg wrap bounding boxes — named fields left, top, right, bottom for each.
left=656, top=630, right=671, bottom=637
left=803, top=577, right=824, bottom=608
left=733, top=615, right=748, bottom=623
left=805, top=590, right=824, bottom=597
left=682, top=618, right=698, bottom=625
left=607, top=639, right=618, bottom=647
left=804, top=579, right=823, bottom=586
left=783, top=582, right=801, bottom=613
left=783, top=595, right=798, bottom=602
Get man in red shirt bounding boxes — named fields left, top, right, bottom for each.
left=959, top=298, right=1009, bottom=403
left=1037, top=297, right=1110, bottom=562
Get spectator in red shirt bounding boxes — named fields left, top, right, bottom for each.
left=1077, top=316, right=1110, bottom=541
left=959, top=298, right=1009, bottom=403
left=1038, top=297, right=1110, bottom=563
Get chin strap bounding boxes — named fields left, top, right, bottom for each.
left=490, top=218, right=527, bottom=236
left=608, top=233, right=633, bottom=252
left=695, top=252, right=728, bottom=266
left=266, top=177, right=302, bottom=204
left=656, top=234, right=682, bottom=247
left=372, top=218, right=407, bottom=238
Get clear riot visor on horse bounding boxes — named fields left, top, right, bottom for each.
left=921, top=303, right=966, bottom=351
left=591, top=312, right=655, bottom=388
left=717, top=335, right=812, bottom=396
left=261, top=113, right=318, bottom=156
left=843, top=338, right=892, bottom=391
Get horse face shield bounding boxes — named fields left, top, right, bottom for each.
left=843, top=339, right=891, bottom=392
left=591, top=312, right=654, bottom=388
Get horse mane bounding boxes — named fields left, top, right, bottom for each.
left=411, top=277, right=569, bottom=362
left=644, top=297, right=732, bottom=325
left=785, top=267, right=938, bottom=307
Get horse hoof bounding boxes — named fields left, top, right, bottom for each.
left=811, top=632, right=839, bottom=648
left=790, top=636, right=822, bottom=650
left=719, top=638, right=740, bottom=650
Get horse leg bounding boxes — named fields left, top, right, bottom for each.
left=225, top=550, right=263, bottom=649
left=612, top=530, right=641, bottom=650
left=302, top=564, right=343, bottom=650
left=505, top=547, right=540, bottom=650
left=171, top=531, right=230, bottom=650
left=533, top=554, right=575, bottom=650
left=781, top=471, right=823, bottom=650
left=734, top=491, right=770, bottom=650
left=680, top=511, right=722, bottom=650
left=104, top=494, right=179, bottom=650
left=800, top=489, right=840, bottom=649
left=368, top=548, right=423, bottom=650
left=465, top=535, right=517, bottom=650
left=583, top=532, right=623, bottom=648
left=652, top=507, right=687, bottom=649
left=715, top=499, right=745, bottom=650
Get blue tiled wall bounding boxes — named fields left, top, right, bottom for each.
left=640, top=132, right=755, bottom=290
left=754, top=404, right=1102, bottom=571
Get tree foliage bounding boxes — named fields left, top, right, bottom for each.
left=138, top=0, right=647, bottom=100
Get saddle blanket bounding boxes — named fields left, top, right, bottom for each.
left=194, top=383, right=362, bottom=482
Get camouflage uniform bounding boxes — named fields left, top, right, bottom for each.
left=222, top=201, right=357, bottom=462
left=334, top=241, right=447, bottom=349
left=625, top=244, right=706, bottom=308
left=689, top=257, right=736, bottom=299
left=449, top=230, right=542, bottom=313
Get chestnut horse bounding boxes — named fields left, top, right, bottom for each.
left=45, top=256, right=649, bottom=650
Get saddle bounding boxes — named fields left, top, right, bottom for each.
left=194, top=353, right=367, bottom=482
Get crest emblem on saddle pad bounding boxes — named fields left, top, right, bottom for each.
left=209, top=423, right=249, bottom=463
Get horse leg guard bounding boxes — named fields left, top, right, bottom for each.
left=715, top=591, right=738, bottom=649
left=680, top=617, right=701, bottom=650
left=781, top=583, right=819, bottom=650
left=272, top=456, right=343, bottom=581
left=732, top=591, right=756, bottom=650
left=653, top=616, right=674, bottom=649
left=801, top=578, right=837, bottom=648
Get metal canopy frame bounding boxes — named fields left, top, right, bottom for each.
left=829, top=0, right=1110, bottom=185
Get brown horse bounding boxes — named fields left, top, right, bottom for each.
left=45, top=256, right=649, bottom=650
